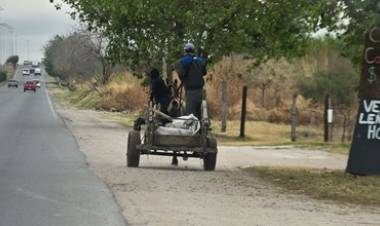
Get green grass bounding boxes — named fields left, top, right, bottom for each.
left=247, top=167, right=380, bottom=206
left=48, top=84, right=100, bottom=109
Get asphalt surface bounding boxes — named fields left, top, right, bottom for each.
left=0, top=66, right=126, bottom=226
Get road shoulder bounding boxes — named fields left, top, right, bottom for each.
left=49, top=94, right=380, bottom=226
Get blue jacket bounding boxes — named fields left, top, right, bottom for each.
left=176, top=54, right=207, bottom=90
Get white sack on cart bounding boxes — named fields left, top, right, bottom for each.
left=156, top=114, right=200, bottom=136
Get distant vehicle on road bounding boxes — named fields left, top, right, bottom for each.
left=22, top=69, right=31, bottom=76
left=32, top=62, right=40, bottom=68
left=34, top=68, right=41, bottom=76
left=8, top=80, right=19, bottom=88
left=23, top=60, right=32, bottom=66
left=24, top=81, right=36, bottom=92
left=32, top=79, right=41, bottom=88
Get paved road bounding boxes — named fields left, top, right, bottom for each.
left=0, top=67, right=126, bottom=226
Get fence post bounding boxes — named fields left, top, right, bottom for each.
left=291, top=94, right=297, bottom=142
left=324, top=94, right=332, bottom=142
left=341, top=114, right=348, bottom=143
left=240, top=86, right=248, bottom=138
left=221, top=80, right=228, bottom=132
left=307, top=111, right=315, bottom=140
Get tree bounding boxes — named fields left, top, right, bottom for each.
left=52, top=0, right=338, bottom=76
left=44, top=35, right=63, bottom=78
left=44, top=33, right=102, bottom=83
left=0, top=70, right=6, bottom=82
left=296, top=39, right=359, bottom=108
left=295, top=1, right=380, bottom=65
left=77, top=29, right=114, bottom=84
left=6, top=55, right=19, bottom=70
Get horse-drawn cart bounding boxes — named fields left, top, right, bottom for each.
left=127, top=99, right=218, bottom=171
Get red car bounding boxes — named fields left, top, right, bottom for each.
left=24, top=81, right=36, bottom=92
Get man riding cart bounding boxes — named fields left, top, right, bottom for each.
left=127, top=43, right=218, bottom=171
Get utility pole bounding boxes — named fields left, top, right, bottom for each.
left=0, top=7, right=4, bottom=65
left=14, top=33, right=18, bottom=55
left=0, top=23, right=15, bottom=60
left=10, top=29, right=14, bottom=56
left=26, top=40, right=30, bottom=60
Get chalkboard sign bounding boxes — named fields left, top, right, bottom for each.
left=347, top=98, right=380, bottom=174
left=347, top=27, right=380, bottom=175
left=358, top=27, right=380, bottom=98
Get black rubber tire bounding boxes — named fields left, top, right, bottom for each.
left=207, top=138, right=217, bottom=148
left=203, top=152, right=217, bottom=171
left=127, top=131, right=141, bottom=167
left=203, top=138, right=217, bottom=171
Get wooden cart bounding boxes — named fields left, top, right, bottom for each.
left=127, top=100, right=217, bottom=171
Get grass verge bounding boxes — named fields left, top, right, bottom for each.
left=48, top=83, right=139, bottom=127
left=247, top=167, right=380, bottom=206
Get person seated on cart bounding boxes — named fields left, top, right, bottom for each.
left=133, top=69, right=171, bottom=131
left=150, top=68, right=171, bottom=114
left=175, top=43, right=207, bottom=119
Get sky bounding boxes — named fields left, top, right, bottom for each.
left=0, top=0, right=77, bottom=63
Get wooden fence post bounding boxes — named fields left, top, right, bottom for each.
left=341, top=114, right=348, bottom=143
left=324, top=94, right=332, bottom=142
left=221, top=80, right=227, bottom=132
left=240, top=86, right=248, bottom=138
left=291, top=94, right=297, bottom=142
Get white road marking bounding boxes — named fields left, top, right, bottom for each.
left=15, top=186, right=104, bottom=218
left=45, top=88, right=58, bottom=119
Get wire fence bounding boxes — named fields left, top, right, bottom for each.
left=217, top=84, right=356, bottom=144
left=295, top=108, right=354, bottom=143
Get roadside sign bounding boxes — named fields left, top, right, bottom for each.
left=347, top=27, right=380, bottom=175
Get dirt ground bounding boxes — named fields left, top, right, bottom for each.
left=54, top=103, right=380, bottom=226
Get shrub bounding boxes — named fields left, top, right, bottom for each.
left=96, top=75, right=148, bottom=112
left=0, top=71, right=7, bottom=82
left=6, top=55, right=19, bottom=69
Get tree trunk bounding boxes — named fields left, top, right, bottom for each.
left=291, top=94, right=297, bottom=142
left=221, top=80, right=228, bottom=132
left=100, top=57, right=111, bottom=85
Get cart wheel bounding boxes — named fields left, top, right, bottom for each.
left=204, top=138, right=217, bottom=171
left=127, top=131, right=141, bottom=167
left=203, top=152, right=217, bottom=171
left=207, top=138, right=217, bottom=148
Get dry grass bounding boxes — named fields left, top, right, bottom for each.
left=212, top=120, right=324, bottom=145
left=50, top=73, right=148, bottom=112
left=96, top=76, right=148, bottom=112
left=211, top=120, right=351, bottom=154
left=206, top=56, right=244, bottom=120
left=247, top=167, right=380, bottom=206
